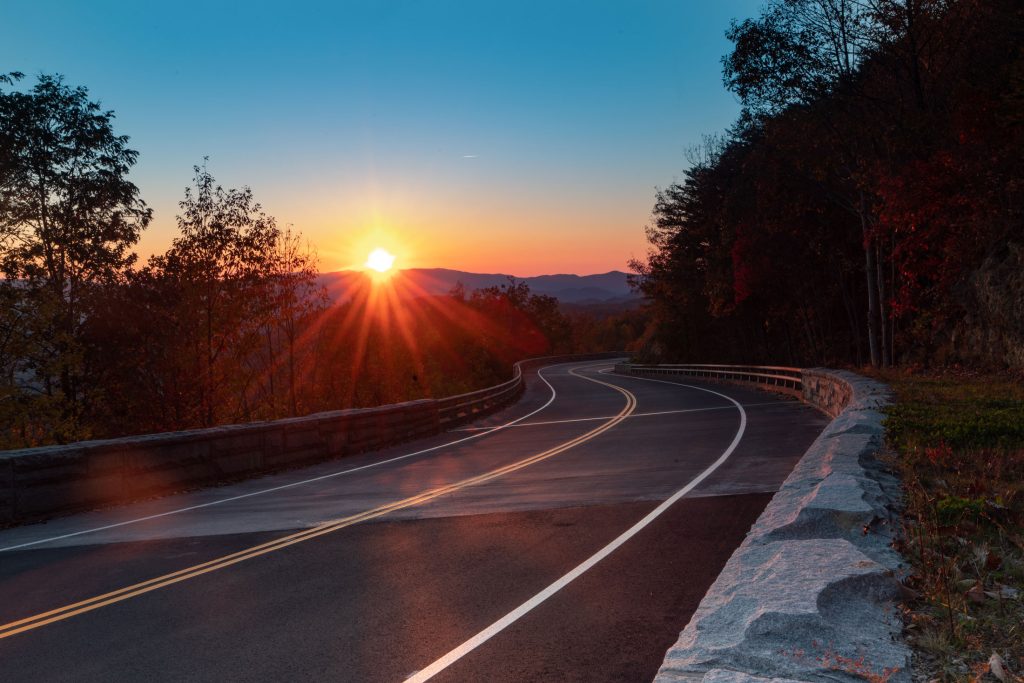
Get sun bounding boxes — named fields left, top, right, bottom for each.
left=365, top=247, right=396, bottom=274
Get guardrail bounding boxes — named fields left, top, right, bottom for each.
left=613, top=363, right=864, bottom=418
left=613, top=363, right=803, bottom=399
left=0, top=352, right=622, bottom=525
left=437, top=367, right=524, bottom=426
left=436, top=352, right=627, bottom=426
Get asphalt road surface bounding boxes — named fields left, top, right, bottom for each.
left=0, top=360, right=829, bottom=682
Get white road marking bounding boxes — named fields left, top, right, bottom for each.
left=0, top=363, right=590, bottom=554
left=405, top=372, right=747, bottom=682
left=450, top=401, right=783, bottom=431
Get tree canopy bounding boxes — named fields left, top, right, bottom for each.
left=0, top=73, right=151, bottom=442
left=632, top=0, right=1023, bottom=369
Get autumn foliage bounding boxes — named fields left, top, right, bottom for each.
left=631, top=0, right=1023, bottom=369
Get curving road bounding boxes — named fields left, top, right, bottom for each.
left=0, top=360, right=829, bottom=682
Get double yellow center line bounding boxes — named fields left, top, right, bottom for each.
left=0, top=367, right=636, bottom=640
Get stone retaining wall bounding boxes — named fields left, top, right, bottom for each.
left=615, top=365, right=910, bottom=683
left=801, top=369, right=855, bottom=418
left=0, top=352, right=621, bottom=525
left=0, top=400, right=440, bottom=525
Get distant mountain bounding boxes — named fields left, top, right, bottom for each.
left=317, top=268, right=639, bottom=305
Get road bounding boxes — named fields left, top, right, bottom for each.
left=0, top=360, right=829, bottom=682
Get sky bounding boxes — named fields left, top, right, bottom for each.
left=3, top=0, right=761, bottom=276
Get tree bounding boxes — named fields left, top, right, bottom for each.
left=635, top=0, right=1023, bottom=370
left=129, top=164, right=329, bottom=428
left=144, top=164, right=280, bottom=426
left=723, top=0, right=871, bottom=119
left=467, top=279, right=572, bottom=356
left=724, top=0, right=892, bottom=364
left=256, top=224, right=326, bottom=416
left=0, top=73, right=151, bottom=440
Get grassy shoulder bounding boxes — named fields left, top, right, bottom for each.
left=871, top=369, right=1024, bottom=682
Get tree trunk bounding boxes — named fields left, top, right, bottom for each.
left=877, top=242, right=891, bottom=367
left=861, top=201, right=882, bottom=367
left=265, top=325, right=277, bottom=416
left=890, top=234, right=898, bottom=364
left=205, top=293, right=214, bottom=427
left=287, top=316, right=297, bottom=417
left=837, top=265, right=863, bottom=365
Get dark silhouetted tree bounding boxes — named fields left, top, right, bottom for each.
left=0, top=73, right=151, bottom=442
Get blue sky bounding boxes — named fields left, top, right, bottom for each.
left=3, top=0, right=762, bottom=275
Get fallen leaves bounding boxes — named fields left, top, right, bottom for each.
left=988, top=653, right=1017, bottom=683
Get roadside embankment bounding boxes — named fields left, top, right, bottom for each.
left=876, top=371, right=1023, bottom=681
left=614, top=364, right=910, bottom=682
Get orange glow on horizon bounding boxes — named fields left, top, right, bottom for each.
left=134, top=198, right=643, bottom=277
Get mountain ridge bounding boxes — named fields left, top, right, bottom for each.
left=317, top=268, right=638, bottom=305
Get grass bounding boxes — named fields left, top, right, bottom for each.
left=871, top=369, right=1024, bottom=682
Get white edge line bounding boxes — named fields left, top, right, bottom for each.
left=0, top=362, right=597, bottom=554
left=404, top=372, right=747, bottom=683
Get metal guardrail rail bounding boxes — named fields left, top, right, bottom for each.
left=437, top=352, right=624, bottom=426
left=614, top=363, right=803, bottom=397
left=436, top=364, right=524, bottom=426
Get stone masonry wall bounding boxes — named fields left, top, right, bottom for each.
left=614, top=365, right=910, bottom=683
left=0, top=352, right=622, bottom=526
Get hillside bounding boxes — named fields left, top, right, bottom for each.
left=318, top=268, right=639, bottom=305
